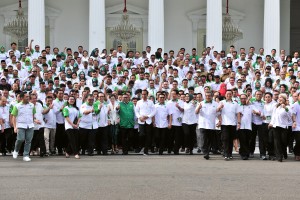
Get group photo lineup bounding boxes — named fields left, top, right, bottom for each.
left=0, top=0, right=298, bottom=164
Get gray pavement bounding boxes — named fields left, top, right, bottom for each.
left=0, top=154, right=299, bottom=200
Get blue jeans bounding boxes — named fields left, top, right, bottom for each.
left=14, top=128, right=34, bottom=157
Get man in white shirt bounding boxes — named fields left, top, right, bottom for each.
left=237, top=94, right=254, bottom=160
left=53, top=89, right=67, bottom=155
left=196, top=91, right=220, bottom=160
left=79, top=95, right=98, bottom=156
left=166, top=90, right=184, bottom=155
left=7, top=42, right=21, bottom=60
left=217, top=90, right=238, bottom=160
left=153, top=93, right=169, bottom=155
left=11, top=92, right=38, bottom=162
left=116, top=45, right=126, bottom=59
left=43, top=96, right=57, bottom=155
left=135, top=90, right=155, bottom=155
left=250, top=90, right=267, bottom=159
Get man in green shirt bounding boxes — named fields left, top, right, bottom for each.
left=118, top=93, right=135, bottom=155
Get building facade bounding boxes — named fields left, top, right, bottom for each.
left=0, top=0, right=296, bottom=54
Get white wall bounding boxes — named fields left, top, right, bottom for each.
left=0, top=0, right=291, bottom=54
left=164, top=0, right=205, bottom=53
left=45, top=0, right=89, bottom=52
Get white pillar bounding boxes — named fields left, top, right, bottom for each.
left=264, top=0, right=280, bottom=55
left=148, top=0, right=164, bottom=53
left=48, top=17, right=56, bottom=49
left=89, top=0, right=105, bottom=54
left=206, top=0, right=222, bottom=52
left=28, top=0, right=45, bottom=49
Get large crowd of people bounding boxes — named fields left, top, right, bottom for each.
left=0, top=39, right=299, bottom=162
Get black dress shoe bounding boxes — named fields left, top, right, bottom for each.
left=204, top=155, right=209, bottom=160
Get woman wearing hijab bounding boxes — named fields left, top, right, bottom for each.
left=0, top=46, right=7, bottom=61
left=182, top=93, right=198, bottom=155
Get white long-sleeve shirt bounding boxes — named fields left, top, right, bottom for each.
left=292, top=102, right=300, bottom=131
left=270, top=105, right=292, bottom=129
left=182, top=101, right=198, bottom=125
left=44, top=104, right=57, bottom=129
left=197, top=100, right=219, bottom=129
left=166, top=100, right=184, bottom=126
left=263, top=101, right=276, bottom=124
left=237, top=104, right=253, bottom=130
left=79, top=103, right=98, bottom=129
left=154, top=103, right=169, bottom=128
left=135, top=99, right=155, bottom=125
left=219, top=100, right=238, bottom=126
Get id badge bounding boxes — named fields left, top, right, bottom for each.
left=177, top=117, right=182, bottom=122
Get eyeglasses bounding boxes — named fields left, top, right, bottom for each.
left=32, top=71, right=37, bottom=72
left=99, top=96, right=104, bottom=97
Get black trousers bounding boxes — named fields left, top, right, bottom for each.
left=79, top=128, right=96, bottom=154
left=294, top=132, right=300, bottom=156
left=173, top=125, right=183, bottom=154
left=273, top=126, right=288, bottom=160
left=268, top=127, right=275, bottom=157
left=238, top=129, right=251, bottom=157
left=221, top=125, right=236, bottom=157
left=5, top=128, right=14, bottom=152
left=0, top=128, right=12, bottom=153
left=31, top=128, right=46, bottom=155
left=201, top=128, right=214, bottom=156
left=66, top=129, right=79, bottom=155
left=96, top=126, right=108, bottom=154
left=250, top=123, right=267, bottom=156
left=128, top=128, right=139, bottom=150
left=287, top=126, right=294, bottom=151
left=120, top=128, right=133, bottom=154
left=139, top=123, right=153, bottom=154
left=212, top=129, right=222, bottom=152
left=167, top=128, right=174, bottom=152
left=182, top=123, right=197, bottom=152
left=259, top=123, right=270, bottom=156
left=56, top=123, right=67, bottom=152
left=155, top=128, right=167, bottom=154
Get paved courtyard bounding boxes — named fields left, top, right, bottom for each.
left=0, top=154, right=299, bottom=200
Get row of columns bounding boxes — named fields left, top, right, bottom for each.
left=28, top=0, right=280, bottom=54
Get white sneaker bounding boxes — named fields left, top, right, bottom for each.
left=12, top=151, right=18, bottom=159
left=23, top=157, right=31, bottom=162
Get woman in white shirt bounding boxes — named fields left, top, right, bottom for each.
left=263, top=92, right=277, bottom=160
left=107, top=95, right=120, bottom=154
left=269, top=93, right=292, bottom=162
left=63, top=96, right=81, bottom=159
left=182, top=94, right=198, bottom=155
